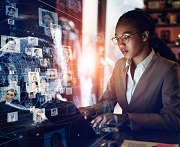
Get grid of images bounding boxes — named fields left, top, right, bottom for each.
left=0, top=0, right=81, bottom=125
left=0, top=0, right=83, bottom=146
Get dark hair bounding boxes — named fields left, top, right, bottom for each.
left=42, top=11, right=55, bottom=26
left=6, top=37, right=16, bottom=44
left=34, top=49, right=39, bottom=52
left=8, top=7, right=16, bottom=12
left=32, top=81, right=38, bottom=86
left=117, top=10, right=180, bottom=65
left=40, top=77, right=47, bottom=83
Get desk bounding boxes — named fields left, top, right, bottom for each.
left=0, top=123, right=180, bottom=147
left=0, top=101, right=179, bottom=147
left=88, top=130, right=180, bottom=147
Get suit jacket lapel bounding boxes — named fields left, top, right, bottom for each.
left=129, top=54, right=157, bottom=105
left=120, top=63, right=129, bottom=108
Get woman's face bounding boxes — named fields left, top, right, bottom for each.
left=7, top=40, right=16, bottom=50
left=115, top=21, right=147, bottom=61
left=6, top=91, right=15, bottom=102
left=63, top=50, right=70, bottom=61
left=43, top=14, right=53, bottom=26
left=50, top=70, right=55, bottom=76
left=32, top=82, right=37, bottom=90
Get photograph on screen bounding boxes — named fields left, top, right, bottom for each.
left=38, top=8, right=58, bottom=28
left=8, top=74, right=18, bottom=86
left=28, top=36, right=38, bottom=47
left=6, top=6, right=18, bottom=17
left=8, top=63, right=17, bottom=74
left=0, top=35, right=20, bottom=53
left=63, top=46, right=72, bottom=62
left=7, top=111, right=18, bottom=122
left=0, top=86, right=20, bottom=103
left=44, top=128, right=66, bottom=147
left=47, top=68, right=57, bottom=79
left=51, top=108, right=58, bottom=116
left=26, top=72, right=40, bottom=92
left=40, top=58, right=50, bottom=67
left=25, top=48, right=32, bottom=55
left=8, top=19, right=15, bottom=25
left=28, top=91, right=36, bottom=99
left=33, top=108, right=46, bottom=123
left=32, top=48, right=43, bottom=58
left=43, top=47, right=52, bottom=56
left=68, top=0, right=82, bottom=13
left=40, top=76, right=49, bottom=86
left=28, top=72, right=40, bottom=82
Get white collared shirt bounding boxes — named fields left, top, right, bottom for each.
left=5, top=101, right=12, bottom=104
left=126, top=50, right=155, bottom=104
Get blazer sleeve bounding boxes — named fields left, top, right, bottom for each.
left=128, top=63, right=180, bottom=131
left=92, top=60, right=121, bottom=115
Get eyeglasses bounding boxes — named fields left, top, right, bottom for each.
left=111, top=32, right=137, bottom=45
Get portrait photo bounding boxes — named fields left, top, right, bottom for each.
left=47, top=68, right=57, bottom=79
left=28, top=91, right=36, bottom=99
left=25, top=48, right=32, bottom=55
left=33, top=108, right=46, bottom=123
left=6, top=6, right=18, bottom=17
left=8, top=19, right=15, bottom=25
left=28, top=36, right=38, bottom=46
left=68, top=0, right=82, bottom=13
left=44, top=128, right=66, bottom=147
left=28, top=72, right=40, bottom=82
left=40, top=58, right=50, bottom=67
left=8, top=74, right=18, bottom=86
left=63, top=46, right=72, bottom=62
left=0, top=86, right=20, bottom=102
left=7, top=111, right=18, bottom=122
left=51, top=108, right=58, bottom=116
left=31, top=48, right=43, bottom=58
left=0, top=35, right=20, bottom=53
left=38, top=8, right=58, bottom=28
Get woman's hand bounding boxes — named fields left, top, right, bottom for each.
left=91, top=113, right=118, bottom=128
left=91, top=113, right=129, bottom=128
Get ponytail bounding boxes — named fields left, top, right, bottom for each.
left=149, top=34, right=180, bottom=65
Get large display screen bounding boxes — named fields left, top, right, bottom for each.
left=0, top=0, right=84, bottom=146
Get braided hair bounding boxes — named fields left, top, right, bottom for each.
left=116, top=10, right=180, bottom=65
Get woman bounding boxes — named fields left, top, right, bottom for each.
left=42, top=11, right=55, bottom=27
left=5, top=88, right=17, bottom=103
left=31, top=81, right=38, bottom=90
left=79, top=10, right=180, bottom=131
left=0, top=38, right=16, bottom=52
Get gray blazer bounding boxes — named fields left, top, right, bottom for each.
left=95, top=54, right=180, bottom=131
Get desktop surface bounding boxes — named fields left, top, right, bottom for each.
left=0, top=101, right=180, bottom=147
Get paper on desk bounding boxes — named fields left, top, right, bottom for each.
left=122, top=140, right=179, bottom=147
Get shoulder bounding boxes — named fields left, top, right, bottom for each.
left=115, top=57, right=126, bottom=67
left=154, top=54, right=179, bottom=69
